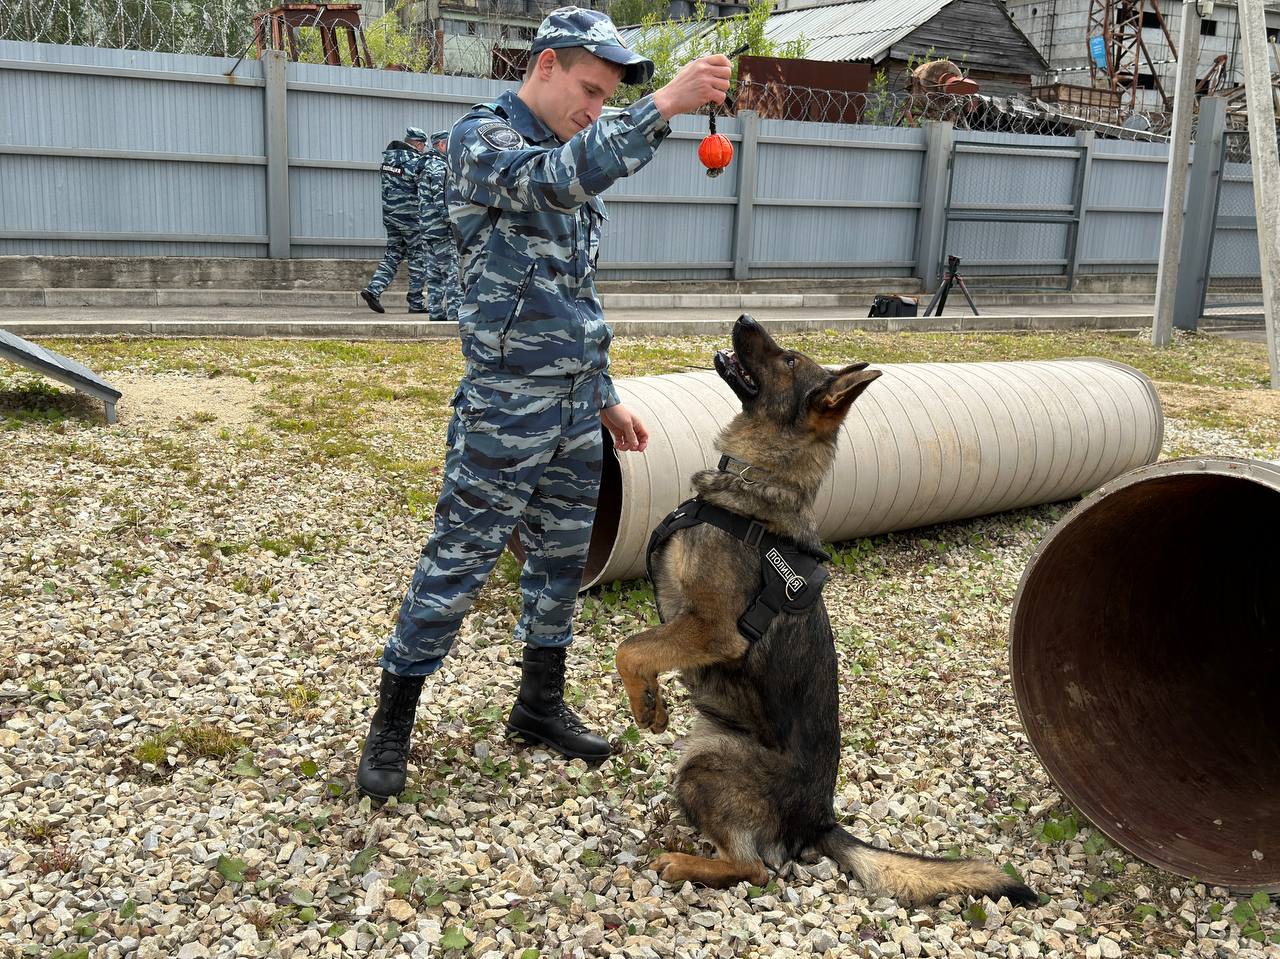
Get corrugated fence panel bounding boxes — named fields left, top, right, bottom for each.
left=1079, top=138, right=1169, bottom=275
left=597, top=114, right=740, bottom=280
left=286, top=63, right=511, bottom=259
left=0, top=39, right=267, bottom=256
left=750, top=119, right=924, bottom=278
left=946, top=131, right=1079, bottom=275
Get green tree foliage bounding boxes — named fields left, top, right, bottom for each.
left=614, top=0, right=807, bottom=102
left=608, top=0, right=670, bottom=28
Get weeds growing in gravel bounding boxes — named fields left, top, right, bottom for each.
left=133, top=724, right=248, bottom=766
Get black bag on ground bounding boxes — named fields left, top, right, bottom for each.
left=868, top=294, right=919, bottom=318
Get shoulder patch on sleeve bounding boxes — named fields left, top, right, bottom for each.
left=476, top=122, right=524, bottom=151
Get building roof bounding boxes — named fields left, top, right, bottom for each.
left=755, top=0, right=955, bottom=62
left=620, top=0, right=1041, bottom=66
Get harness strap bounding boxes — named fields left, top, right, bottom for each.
left=646, top=497, right=830, bottom=643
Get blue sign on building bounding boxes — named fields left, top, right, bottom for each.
left=1089, top=35, right=1108, bottom=69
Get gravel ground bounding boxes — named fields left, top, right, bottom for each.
left=2, top=335, right=1278, bottom=959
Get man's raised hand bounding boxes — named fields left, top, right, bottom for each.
left=653, top=55, right=733, bottom=120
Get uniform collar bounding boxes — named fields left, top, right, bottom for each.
left=496, top=89, right=558, bottom=146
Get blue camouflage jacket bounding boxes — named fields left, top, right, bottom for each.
left=447, top=89, right=670, bottom=407
left=420, top=151, right=452, bottom=245
left=380, top=141, right=428, bottom=221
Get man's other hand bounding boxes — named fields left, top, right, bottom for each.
left=601, top=404, right=649, bottom=453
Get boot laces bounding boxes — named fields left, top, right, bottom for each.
left=543, top=657, right=588, bottom=735
left=368, top=689, right=417, bottom=770
left=552, top=701, right=588, bottom=735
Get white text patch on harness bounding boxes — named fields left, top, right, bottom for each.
left=477, top=122, right=525, bottom=151
left=766, top=548, right=807, bottom=600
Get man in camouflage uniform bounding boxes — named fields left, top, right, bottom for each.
left=421, top=130, right=464, bottom=323
left=360, top=126, right=429, bottom=315
left=357, top=6, right=731, bottom=800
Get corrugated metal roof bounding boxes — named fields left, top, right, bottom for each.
left=762, top=0, right=954, bottom=62
left=620, top=0, right=956, bottom=64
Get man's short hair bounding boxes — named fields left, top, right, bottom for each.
left=523, top=46, right=625, bottom=82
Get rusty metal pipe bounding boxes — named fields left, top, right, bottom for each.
left=1010, top=457, right=1280, bottom=891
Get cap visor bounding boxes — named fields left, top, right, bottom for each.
left=582, top=43, right=654, bottom=84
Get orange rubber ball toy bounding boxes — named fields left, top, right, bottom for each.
left=698, top=132, right=734, bottom=178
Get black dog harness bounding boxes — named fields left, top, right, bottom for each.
left=646, top=484, right=831, bottom=643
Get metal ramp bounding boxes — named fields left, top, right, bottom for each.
left=0, top=329, right=122, bottom=423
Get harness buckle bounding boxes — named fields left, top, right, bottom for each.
left=744, top=521, right=766, bottom=549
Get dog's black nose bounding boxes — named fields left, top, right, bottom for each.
left=735, top=313, right=759, bottom=330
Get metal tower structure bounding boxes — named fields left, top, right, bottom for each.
left=1087, top=0, right=1179, bottom=111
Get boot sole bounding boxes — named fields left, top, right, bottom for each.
left=506, top=723, right=610, bottom=765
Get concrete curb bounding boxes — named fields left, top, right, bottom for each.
left=3, top=286, right=1261, bottom=311
left=2, top=314, right=1161, bottom=340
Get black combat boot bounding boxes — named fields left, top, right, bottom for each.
left=357, top=669, right=425, bottom=799
left=360, top=289, right=385, bottom=314
left=507, top=646, right=611, bottom=764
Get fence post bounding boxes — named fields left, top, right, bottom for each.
left=1153, top=0, right=1204, bottom=343
left=732, top=110, right=759, bottom=282
left=915, top=120, right=953, bottom=293
left=1173, top=96, right=1227, bottom=332
left=263, top=50, right=290, bottom=259
left=1238, top=0, right=1280, bottom=388
left=1067, top=130, right=1095, bottom=290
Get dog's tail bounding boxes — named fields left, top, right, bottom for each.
left=816, top=825, right=1037, bottom=907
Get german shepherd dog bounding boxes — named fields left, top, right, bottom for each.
left=615, top=315, right=1036, bottom=907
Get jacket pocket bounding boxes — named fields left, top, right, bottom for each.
left=499, top=262, right=538, bottom=369
left=586, top=202, right=608, bottom=275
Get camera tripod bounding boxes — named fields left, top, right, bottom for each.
left=922, top=254, right=979, bottom=317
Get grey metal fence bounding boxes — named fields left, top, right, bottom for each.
left=0, top=40, right=1266, bottom=289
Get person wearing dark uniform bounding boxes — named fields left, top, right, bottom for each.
left=422, top=130, right=464, bottom=323
left=361, top=126, right=430, bottom=315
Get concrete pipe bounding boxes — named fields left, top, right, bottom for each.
left=580, top=357, right=1163, bottom=586
left=1011, top=457, right=1280, bottom=891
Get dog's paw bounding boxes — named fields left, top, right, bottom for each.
left=628, top=680, right=667, bottom=732
left=649, top=852, right=691, bottom=883
left=640, top=686, right=670, bottom=727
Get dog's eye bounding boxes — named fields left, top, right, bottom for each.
left=785, top=356, right=796, bottom=368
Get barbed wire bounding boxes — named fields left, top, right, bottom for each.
left=0, top=0, right=557, bottom=72
left=721, top=80, right=1175, bottom=142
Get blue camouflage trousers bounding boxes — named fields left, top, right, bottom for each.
left=381, top=372, right=605, bottom=677
left=368, top=219, right=426, bottom=312
left=425, top=238, right=463, bottom=323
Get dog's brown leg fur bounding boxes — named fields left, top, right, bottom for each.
left=615, top=613, right=747, bottom=733
left=649, top=852, right=768, bottom=889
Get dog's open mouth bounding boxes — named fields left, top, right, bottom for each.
left=714, top=350, right=759, bottom=397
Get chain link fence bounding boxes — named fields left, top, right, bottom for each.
left=1205, top=128, right=1266, bottom=325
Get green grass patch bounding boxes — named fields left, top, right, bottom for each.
left=134, top=723, right=249, bottom=766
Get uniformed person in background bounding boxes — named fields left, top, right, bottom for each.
left=422, top=130, right=464, bottom=323
left=357, top=6, right=731, bottom=800
left=360, top=126, right=430, bottom=315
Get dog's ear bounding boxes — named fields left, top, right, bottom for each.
left=806, top=364, right=882, bottom=427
